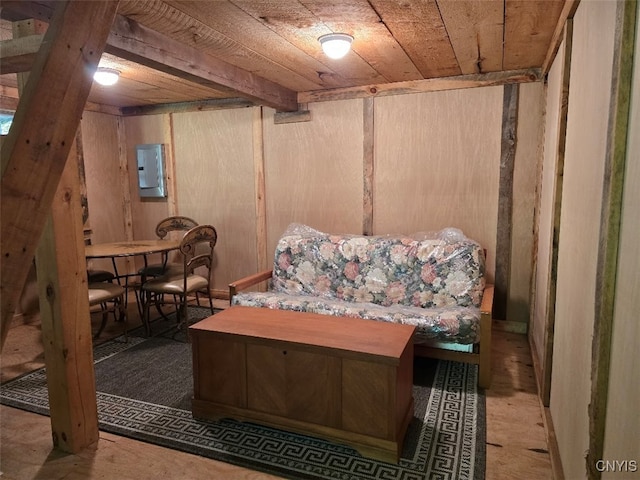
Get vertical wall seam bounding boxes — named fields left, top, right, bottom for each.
left=363, top=97, right=375, bottom=235
left=543, top=19, right=573, bottom=409
left=164, top=112, right=178, bottom=218
left=253, top=106, right=268, bottom=275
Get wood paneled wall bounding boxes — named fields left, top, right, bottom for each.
left=373, top=87, right=502, bottom=282
left=80, top=83, right=538, bottom=315
left=81, top=111, right=127, bottom=274
left=172, top=107, right=258, bottom=295
left=531, top=39, right=565, bottom=383
left=123, top=115, right=171, bottom=242
left=509, top=82, right=544, bottom=326
left=51, top=82, right=530, bottom=461
left=549, top=2, right=616, bottom=477
left=263, top=100, right=364, bottom=250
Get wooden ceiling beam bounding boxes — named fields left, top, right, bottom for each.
left=0, top=34, right=43, bottom=74
left=298, top=68, right=542, bottom=104
left=105, top=14, right=298, bottom=112
left=0, top=1, right=299, bottom=112
left=541, top=0, right=581, bottom=75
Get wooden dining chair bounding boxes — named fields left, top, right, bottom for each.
left=141, top=224, right=217, bottom=336
left=88, top=281, right=127, bottom=340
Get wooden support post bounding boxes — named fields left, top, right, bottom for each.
left=36, top=137, right=99, bottom=452
left=494, top=84, right=519, bottom=321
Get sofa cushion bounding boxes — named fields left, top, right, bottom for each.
left=231, top=292, right=481, bottom=344
left=410, top=238, right=486, bottom=308
left=270, top=224, right=485, bottom=310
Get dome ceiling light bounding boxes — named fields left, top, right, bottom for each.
left=318, top=33, right=353, bottom=60
left=94, top=67, right=120, bottom=86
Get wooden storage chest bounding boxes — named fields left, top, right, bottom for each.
left=190, top=306, right=415, bottom=463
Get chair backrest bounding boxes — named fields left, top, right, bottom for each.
left=155, top=216, right=199, bottom=239
left=180, top=225, right=218, bottom=279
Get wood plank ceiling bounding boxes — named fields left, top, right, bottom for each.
left=0, top=0, right=570, bottom=113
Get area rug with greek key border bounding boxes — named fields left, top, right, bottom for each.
left=0, top=309, right=486, bottom=480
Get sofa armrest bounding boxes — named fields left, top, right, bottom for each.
left=478, top=284, right=494, bottom=388
left=229, top=269, right=273, bottom=302
left=480, top=284, right=494, bottom=315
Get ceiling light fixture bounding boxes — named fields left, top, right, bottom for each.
left=94, top=67, right=120, bottom=86
left=319, top=33, right=353, bottom=60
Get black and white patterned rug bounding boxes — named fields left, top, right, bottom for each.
left=1, top=310, right=485, bottom=480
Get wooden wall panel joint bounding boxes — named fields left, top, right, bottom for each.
left=253, top=107, right=268, bottom=275
left=541, top=19, right=573, bottom=408
left=362, top=98, right=374, bottom=235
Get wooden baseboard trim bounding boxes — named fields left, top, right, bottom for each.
left=528, top=334, right=545, bottom=400
left=528, top=334, right=564, bottom=479
left=542, top=403, right=565, bottom=480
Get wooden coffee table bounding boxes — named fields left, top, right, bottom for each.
left=189, top=306, right=415, bottom=463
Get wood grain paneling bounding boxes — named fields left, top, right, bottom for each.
left=123, top=116, right=171, bottom=230
left=121, top=115, right=170, bottom=273
left=436, top=0, right=504, bottom=74
left=81, top=112, right=129, bottom=274
left=549, top=2, right=617, bottom=477
left=82, top=113, right=126, bottom=242
left=508, top=82, right=544, bottom=325
left=504, top=0, right=566, bottom=70
left=530, top=35, right=566, bottom=399
left=262, top=99, right=364, bottom=252
left=373, top=87, right=502, bottom=281
left=172, top=107, right=257, bottom=293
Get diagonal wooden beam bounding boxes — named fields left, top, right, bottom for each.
left=0, top=1, right=299, bottom=112
left=1, top=0, right=117, bottom=349
left=2, top=1, right=119, bottom=456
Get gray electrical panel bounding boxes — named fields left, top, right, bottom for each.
left=136, top=144, right=166, bottom=198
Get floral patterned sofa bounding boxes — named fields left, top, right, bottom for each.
left=229, top=223, right=493, bottom=388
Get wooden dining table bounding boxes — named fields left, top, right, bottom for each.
left=85, top=239, right=181, bottom=316
left=85, top=239, right=181, bottom=260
